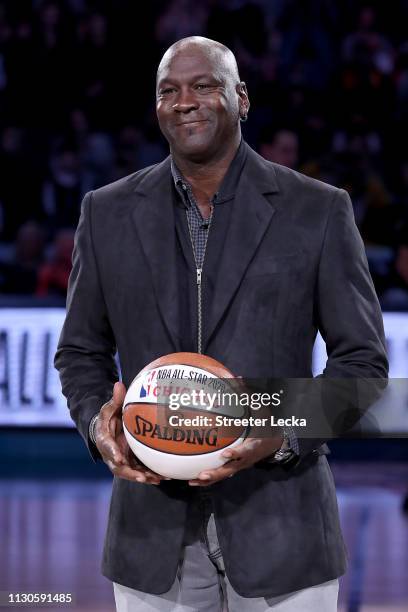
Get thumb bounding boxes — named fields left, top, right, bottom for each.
left=112, top=381, right=127, bottom=408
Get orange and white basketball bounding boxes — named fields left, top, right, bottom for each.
left=122, top=353, right=248, bottom=479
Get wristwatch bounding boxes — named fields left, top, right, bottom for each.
left=272, top=431, right=296, bottom=464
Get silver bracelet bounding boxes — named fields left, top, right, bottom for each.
left=89, top=413, right=100, bottom=445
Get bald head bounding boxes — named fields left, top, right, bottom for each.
left=155, top=36, right=249, bottom=164
left=157, top=36, right=241, bottom=88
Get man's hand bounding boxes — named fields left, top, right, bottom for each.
left=188, top=435, right=284, bottom=487
left=95, top=382, right=166, bottom=485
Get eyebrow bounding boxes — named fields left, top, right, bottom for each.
left=157, top=73, right=223, bottom=88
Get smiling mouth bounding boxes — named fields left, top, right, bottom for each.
left=176, top=120, right=208, bottom=127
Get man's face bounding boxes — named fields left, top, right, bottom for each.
left=260, top=132, right=299, bottom=169
left=156, top=46, right=244, bottom=162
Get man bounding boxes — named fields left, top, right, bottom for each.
left=259, top=129, right=299, bottom=170
left=55, top=36, right=388, bottom=611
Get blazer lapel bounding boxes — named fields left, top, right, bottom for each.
left=131, top=157, right=181, bottom=351
left=204, top=149, right=279, bottom=351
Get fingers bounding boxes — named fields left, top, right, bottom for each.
left=188, top=464, right=236, bottom=486
left=99, top=432, right=164, bottom=484
left=125, top=445, right=170, bottom=482
left=103, top=442, right=164, bottom=484
left=96, top=383, right=126, bottom=456
left=187, top=439, right=278, bottom=487
left=219, top=440, right=255, bottom=464
left=98, top=426, right=166, bottom=484
left=112, top=381, right=126, bottom=408
left=98, top=432, right=127, bottom=466
left=221, top=448, right=240, bottom=460
left=188, top=456, right=242, bottom=486
left=106, top=460, right=162, bottom=485
left=97, top=381, right=186, bottom=485
left=94, top=383, right=166, bottom=485
left=100, top=382, right=126, bottom=419
left=222, top=437, right=281, bottom=463
left=188, top=443, right=252, bottom=486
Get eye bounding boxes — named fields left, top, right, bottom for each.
left=195, top=83, right=212, bottom=90
left=159, top=87, right=176, bottom=96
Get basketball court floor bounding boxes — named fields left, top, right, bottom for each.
left=1, top=462, right=407, bottom=612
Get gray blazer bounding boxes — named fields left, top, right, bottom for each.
left=55, top=144, right=388, bottom=597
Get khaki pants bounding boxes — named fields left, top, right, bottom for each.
left=114, top=492, right=339, bottom=612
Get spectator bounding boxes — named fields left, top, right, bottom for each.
left=155, top=0, right=209, bottom=47
left=380, top=239, right=408, bottom=310
left=74, top=12, right=113, bottom=129
left=36, top=229, right=75, bottom=297
left=42, top=147, right=83, bottom=232
left=342, top=6, right=395, bottom=74
left=259, top=129, right=299, bottom=169
left=340, top=5, right=395, bottom=124
left=359, top=175, right=397, bottom=247
left=277, top=0, right=338, bottom=89
left=0, top=127, right=43, bottom=242
left=0, top=222, right=45, bottom=294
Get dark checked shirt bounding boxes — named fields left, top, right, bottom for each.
left=170, top=140, right=299, bottom=458
left=171, top=140, right=246, bottom=269
left=170, top=140, right=246, bottom=359
left=171, top=165, right=213, bottom=270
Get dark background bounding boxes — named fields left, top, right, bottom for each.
left=0, top=0, right=407, bottom=309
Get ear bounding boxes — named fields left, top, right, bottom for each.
left=236, top=82, right=250, bottom=119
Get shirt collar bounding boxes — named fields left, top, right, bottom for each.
left=171, top=139, right=247, bottom=206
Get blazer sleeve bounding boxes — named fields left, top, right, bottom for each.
left=294, top=188, right=389, bottom=459
left=54, top=191, right=119, bottom=460
left=317, top=188, right=388, bottom=378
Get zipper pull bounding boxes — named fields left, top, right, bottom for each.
left=196, top=268, right=202, bottom=285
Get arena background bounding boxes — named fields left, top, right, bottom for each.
left=0, top=1, right=407, bottom=611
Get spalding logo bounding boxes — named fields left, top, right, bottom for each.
left=135, top=415, right=218, bottom=447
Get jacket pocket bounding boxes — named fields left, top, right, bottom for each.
left=245, top=253, right=301, bottom=278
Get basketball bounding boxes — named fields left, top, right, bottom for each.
left=122, top=353, right=248, bottom=479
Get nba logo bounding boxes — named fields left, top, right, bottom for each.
left=139, top=369, right=157, bottom=399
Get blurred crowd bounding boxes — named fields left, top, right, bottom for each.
left=0, top=0, right=407, bottom=308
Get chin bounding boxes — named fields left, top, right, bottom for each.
left=176, top=138, right=217, bottom=161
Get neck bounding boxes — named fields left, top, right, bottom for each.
left=171, top=135, right=241, bottom=198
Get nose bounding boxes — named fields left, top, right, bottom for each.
left=172, top=88, right=199, bottom=114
